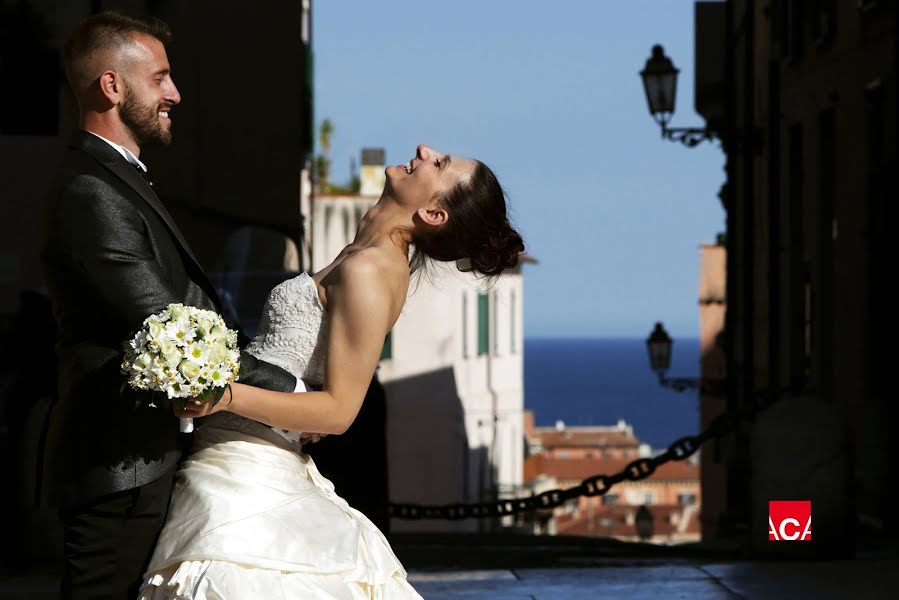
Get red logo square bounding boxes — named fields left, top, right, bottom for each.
left=768, top=500, right=812, bottom=541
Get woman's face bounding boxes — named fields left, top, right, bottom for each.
left=385, top=144, right=476, bottom=208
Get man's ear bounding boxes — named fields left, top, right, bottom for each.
left=99, top=70, right=123, bottom=105
left=417, top=206, right=449, bottom=228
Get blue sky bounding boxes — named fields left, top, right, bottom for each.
left=313, top=0, right=725, bottom=338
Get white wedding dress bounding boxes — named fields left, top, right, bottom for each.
left=138, top=273, right=422, bottom=599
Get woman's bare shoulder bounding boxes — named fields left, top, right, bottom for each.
left=337, top=247, right=408, bottom=283
left=331, top=249, right=409, bottom=315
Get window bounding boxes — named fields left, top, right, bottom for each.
left=785, top=0, right=806, bottom=60
left=866, top=82, right=887, bottom=394
left=477, top=292, right=489, bottom=356
left=603, top=494, right=619, bottom=506
left=788, top=123, right=806, bottom=387
left=810, top=0, right=837, bottom=46
left=803, top=272, right=815, bottom=376
left=380, top=331, right=392, bottom=360
left=678, top=493, right=697, bottom=506
left=816, top=108, right=835, bottom=401
left=643, top=492, right=655, bottom=505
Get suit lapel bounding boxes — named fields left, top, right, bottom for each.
left=73, top=131, right=222, bottom=308
left=103, top=159, right=205, bottom=270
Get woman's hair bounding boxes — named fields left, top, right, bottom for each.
left=409, top=161, right=524, bottom=277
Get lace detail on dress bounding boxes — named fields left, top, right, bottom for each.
left=244, top=272, right=328, bottom=386
left=200, top=273, right=328, bottom=450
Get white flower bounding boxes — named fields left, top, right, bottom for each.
left=168, top=320, right=197, bottom=345
left=186, top=342, right=210, bottom=363
left=146, top=319, right=165, bottom=341
left=208, top=368, right=228, bottom=387
left=206, top=340, right=230, bottom=365
left=178, top=359, right=202, bottom=382
left=130, top=330, right=149, bottom=351
left=195, top=317, right=215, bottom=339
left=169, top=304, right=191, bottom=323
left=130, top=352, right=152, bottom=374
left=206, top=325, right=226, bottom=342
left=158, top=341, right=182, bottom=369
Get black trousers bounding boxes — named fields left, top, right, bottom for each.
left=60, top=470, right=174, bottom=600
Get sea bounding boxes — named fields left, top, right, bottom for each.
left=524, top=337, right=700, bottom=451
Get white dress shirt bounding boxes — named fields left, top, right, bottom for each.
left=87, top=131, right=149, bottom=173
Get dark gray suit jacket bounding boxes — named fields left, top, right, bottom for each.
left=40, top=130, right=297, bottom=508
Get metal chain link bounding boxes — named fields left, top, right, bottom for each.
left=388, top=385, right=788, bottom=520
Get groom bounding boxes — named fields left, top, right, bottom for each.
left=40, top=12, right=305, bottom=598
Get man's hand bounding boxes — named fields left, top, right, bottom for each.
left=173, top=388, right=232, bottom=419
left=299, top=432, right=328, bottom=445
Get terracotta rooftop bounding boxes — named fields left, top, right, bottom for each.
left=532, top=428, right=641, bottom=449
left=524, top=455, right=698, bottom=484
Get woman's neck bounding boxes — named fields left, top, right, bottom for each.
left=351, top=196, right=412, bottom=256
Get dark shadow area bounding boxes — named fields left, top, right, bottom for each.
left=0, top=292, right=62, bottom=576
left=383, top=366, right=494, bottom=534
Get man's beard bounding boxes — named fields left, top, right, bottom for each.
left=120, top=88, right=171, bottom=147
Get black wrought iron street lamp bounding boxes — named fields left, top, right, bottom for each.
left=646, top=322, right=723, bottom=394
left=640, top=44, right=716, bottom=148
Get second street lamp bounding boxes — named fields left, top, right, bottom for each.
left=647, top=321, right=672, bottom=376
left=646, top=322, right=723, bottom=394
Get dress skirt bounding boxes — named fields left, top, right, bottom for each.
left=138, top=427, right=421, bottom=599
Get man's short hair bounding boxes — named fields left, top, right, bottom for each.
left=63, top=11, right=171, bottom=95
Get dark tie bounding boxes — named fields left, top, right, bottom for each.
left=133, top=163, right=153, bottom=187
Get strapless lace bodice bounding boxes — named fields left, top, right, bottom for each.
left=201, top=273, right=328, bottom=450
left=245, top=272, right=328, bottom=386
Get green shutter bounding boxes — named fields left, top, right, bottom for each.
left=477, top=293, right=489, bottom=356
left=380, top=331, right=392, bottom=360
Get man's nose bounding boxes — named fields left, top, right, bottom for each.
left=167, top=80, right=182, bottom=105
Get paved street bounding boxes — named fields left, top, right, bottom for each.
left=4, top=557, right=898, bottom=599
left=408, top=559, right=899, bottom=599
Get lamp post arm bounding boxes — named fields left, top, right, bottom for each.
left=661, top=125, right=718, bottom=148
left=658, top=374, right=726, bottom=395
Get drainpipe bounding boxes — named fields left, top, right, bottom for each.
left=486, top=288, right=500, bottom=532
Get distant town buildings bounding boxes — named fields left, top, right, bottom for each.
left=522, top=413, right=701, bottom=543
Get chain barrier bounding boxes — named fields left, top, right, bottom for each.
left=388, top=385, right=786, bottom=520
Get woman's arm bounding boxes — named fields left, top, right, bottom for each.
left=177, top=256, right=395, bottom=435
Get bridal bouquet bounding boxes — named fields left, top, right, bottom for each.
left=121, top=303, right=241, bottom=409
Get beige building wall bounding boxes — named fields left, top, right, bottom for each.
left=698, top=243, right=727, bottom=539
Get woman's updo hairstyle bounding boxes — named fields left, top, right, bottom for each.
left=409, top=161, right=524, bottom=277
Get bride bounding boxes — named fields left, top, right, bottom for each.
left=138, top=144, right=524, bottom=599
